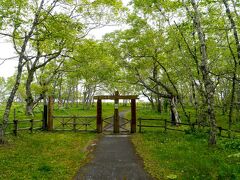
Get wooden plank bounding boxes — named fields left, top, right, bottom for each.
left=94, top=95, right=138, bottom=100
left=18, top=127, right=31, bottom=131
left=52, top=116, right=96, bottom=119
left=166, top=128, right=185, bottom=132
left=15, top=119, right=33, bottom=123
left=33, top=120, right=43, bottom=123
left=138, top=125, right=166, bottom=128
left=138, top=118, right=166, bottom=121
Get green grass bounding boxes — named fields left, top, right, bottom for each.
left=131, top=106, right=240, bottom=179
left=0, top=132, right=96, bottom=180
left=132, top=131, right=240, bottom=179
left=0, top=102, right=128, bottom=179
left=0, top=102, right=132, bottom=178
left=1, top=102, right=239, bottom=179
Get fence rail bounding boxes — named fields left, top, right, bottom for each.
left=52, top=115, right=96, bottom=132
left=3, top=119, right=43, bottom=136
left=138, top=118, right=240, bottom=138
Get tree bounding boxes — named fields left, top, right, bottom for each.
left=104, top=15, right=184, bottom=123
left=0, top=0, right=124, bottom=123
left=222, top=0, right=240, bottom=134
left=1, top=0, right=45, bottom=127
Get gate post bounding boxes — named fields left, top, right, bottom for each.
left=47, top=96, right=54, bottom=131
left=97, top=99, right=102, bottom=133
left=131, top=99, right=136, bottom=133
left=114, top=91, right=119, bottom=133
left=42, top=105, right=48, bottom=130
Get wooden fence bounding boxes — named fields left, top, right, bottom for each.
left=1, top=119, right=43, bottom=136
left=52, top=115, right=96, bottom=132
left=138, top=118, right=240, bottom=138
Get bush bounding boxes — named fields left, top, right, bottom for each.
left=220, top=139, right=240, bottom=150
left=185, top=128, right=208, bottom=139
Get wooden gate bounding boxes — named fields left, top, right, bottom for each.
left=102, top=116, right=114, bottom=133
left=46, top=91, right=138, bottom=134
left=94, top=91, right=138, bottom=134
left=102, top=115, right=131, bottom=134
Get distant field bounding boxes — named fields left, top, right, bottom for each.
left=0, top=102, right=131, bottom=120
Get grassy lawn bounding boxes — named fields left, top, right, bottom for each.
left=0, top=132, right=96, bottom=180
left=0, top=102, right=130, bottom=179
left=132, top=131, right=240, bottom=179
left=131, top=106, right=240, bottom=179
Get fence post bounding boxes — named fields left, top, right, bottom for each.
left=164, top=119, right=167, bottom=132
left=97, top=99, right=102, bottom=133
left=13, top=109, right=17, bottom=136
left=73, top=116, right=76, bottom=132
left=13, top=120, right=18, bottom=136
left=131, top=99, right=137, bottom=133
left=47, top=96, right=54, bottom=131
left=30, top=119, right=33, bottom=133
left=85, top=119, right=88, bottom=131
left=114, top=91, right=120, bottom=134
left=42, top=105, right=48, bottom=130
left=62, top=118, right=65, bottom=129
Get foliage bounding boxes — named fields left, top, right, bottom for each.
left=220, top=139, right=240, bottom=150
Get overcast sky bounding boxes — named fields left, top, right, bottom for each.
left=0, top=0, right=131, bottom=78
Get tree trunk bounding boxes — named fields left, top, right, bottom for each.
left=142, top=91, right=155, bottom=110
left=76, top=84, right=79, bottom=107
left=191, top=81, right=199, bottom=122
left=156, top=96, right=162, bottom=113
left=25, top=70, right=35, bottom=116
left=58, top=75, right=63, bottom=109
left=228, top=76, right=236, bottom=133
left=170, top=97, right=181, bottom=124
left=222, top=0, right=240, bottom=136
left=66, top=87, right=71, bottom=108
left=82, top=91, right=87, bottom=110
left=2, top=0, right=44, bottom=127
left=3, top=59, right=24, bottom=127
left=191, top=0, right=217, bottom=145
